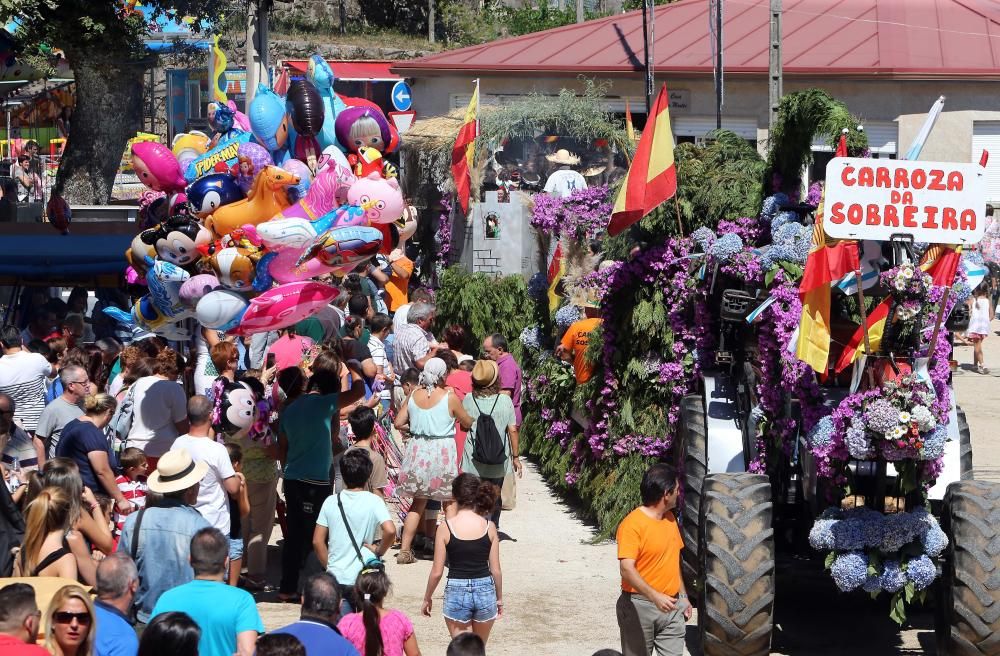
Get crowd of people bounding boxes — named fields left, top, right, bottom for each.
left=0, top=271, right=534, bottom=656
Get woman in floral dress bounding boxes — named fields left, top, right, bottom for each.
left=393, top=357, right=473, bottom=565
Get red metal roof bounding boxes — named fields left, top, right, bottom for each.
left=282, top=60, right=400, bottom=81
left=392, top=0, right=1000, bottom=78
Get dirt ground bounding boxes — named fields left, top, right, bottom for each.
left=254, top=320, right=1000, bottom=655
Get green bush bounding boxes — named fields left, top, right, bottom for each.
left=433, top=266, right=534, bottom=361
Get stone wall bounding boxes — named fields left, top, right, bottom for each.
left=272, top=0, right=360, bottom=33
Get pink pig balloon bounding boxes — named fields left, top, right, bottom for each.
left=343, top=172, right=405, bottom=225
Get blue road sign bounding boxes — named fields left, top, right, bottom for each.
left=391, top=81, right=412, bottom=112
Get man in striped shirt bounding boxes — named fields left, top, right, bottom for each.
left=0, top=326, right=55, bottom=463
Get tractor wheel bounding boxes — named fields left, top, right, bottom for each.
left=958, top=407, right=973, bottom=480
left=937, top=481, right=1000, bottom=655
left=680, top=394, right=707, bottom=599
left=699, top=473, right=775, bottom=656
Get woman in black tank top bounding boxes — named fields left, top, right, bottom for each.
left=14, top=486, right=78, bottom=579
left=421, top=474, right=503, bottom=645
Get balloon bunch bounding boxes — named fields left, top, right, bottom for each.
left=115, top=56, right=412, bottom=341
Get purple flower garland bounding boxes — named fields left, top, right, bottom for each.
left=436, top=195, right=453, bottom=263
left=530, top=185, right=612, bottom=240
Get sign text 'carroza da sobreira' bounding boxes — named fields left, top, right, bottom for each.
left=823, top=158, right=988, bottom=244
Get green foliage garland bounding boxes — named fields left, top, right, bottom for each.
left=433, top=266, right=534, bottom=361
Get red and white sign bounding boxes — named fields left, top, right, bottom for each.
left=389, top=110, right=416, bottom=135
left=823, top=158, right=988, bottom=244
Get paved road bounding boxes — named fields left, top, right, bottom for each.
left=253, top=322, right=1000, bottom=655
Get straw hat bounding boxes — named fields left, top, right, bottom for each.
left=471, top=359, right=499, bottom=388
left=148, top=448, right=209, bottom=494
left=545, top=149, right=581, bottom=166
left=582, top=164, right=607, bottom=177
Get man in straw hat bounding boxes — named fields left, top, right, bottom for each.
left=543, top=149, right=587, bottom=198
left=118, top=447, right=210, bottom=625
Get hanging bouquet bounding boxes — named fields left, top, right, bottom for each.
left=827, top=374, right=946, bottom=464
left=809, top=506, right=948, bottom=624
left=881, top=263, right=934, bottom=322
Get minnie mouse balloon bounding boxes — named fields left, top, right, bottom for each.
left=211, top=379, right=257, bottom=435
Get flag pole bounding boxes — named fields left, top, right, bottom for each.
left=854, top=262, right=876, bottom=388
left=926, top=286, right=951, bottom=369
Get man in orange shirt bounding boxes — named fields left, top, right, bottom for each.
left=616, top=464, right=691, bottom=656
left=555, top=301, right=602, bottom=385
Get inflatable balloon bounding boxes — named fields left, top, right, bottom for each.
left=196, top=289, right=248, bottom=331
left=248, top=84, right=291, bottom=163
left=343, top=172, right=406, bottom=225
left=300, top=225, right=383, bottom=269
left=186, top=173, right=245, bottom=218
left=334, top=105, right=397, bottom=156
left=138, top=192, right=169, bottom=229
left=145, top=257, right=192, bottom=319
left=179, top=273, right=220, bottom=308
left=184, top=130, right=253, bottom=182
left=235, top=142, right=273, bottom=193
left=208, top=102, right=235, bottom=137
left=171, top=131, right=211, bottom=171
left=307, top=55, right=349, bottom=151
left=46, top=194, right=71, bottom=234
left=231, top=281, right=339, bottom=335
left=348, top=146, right=394, bottom=179
left=205, top=246, right=259, bottom=291
left=211, top=379, right=257, bottom=435
left=266, top=247, right=339, bottom=284
left=286, top=79, right=325, bottom=170
left=281, top=159, right=313, bottom=203
left=131, top=142, right=187, bottom=193
left=205, top=165, right=298, bottom=237
left=125, top=232, right=156, bottom=279
left=139, top=214, right=213, bottom=267
left=322, top=145, right=351, bottom=173
left=270, top=159, right=348, bottom=226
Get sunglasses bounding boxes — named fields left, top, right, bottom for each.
left=53, top=611, right=91, bottom=625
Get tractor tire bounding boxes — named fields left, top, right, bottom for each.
left=699, top=473, right=775, bottom=656
left=958, top=406, right=973, bottom=480
left=680, top=394, right=708, bottom=599
left=937, top=481, right=1000, bottom=655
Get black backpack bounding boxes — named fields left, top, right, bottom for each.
left=471, top=396, right=507, bottom=465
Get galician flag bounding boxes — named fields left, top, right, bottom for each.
left=451, top=81, right=479, bottom=214
left=608, top=84, right=678, bottom=236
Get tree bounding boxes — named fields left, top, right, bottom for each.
left=0, top=0, right=239, bottom=203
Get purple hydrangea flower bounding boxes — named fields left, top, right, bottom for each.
left=708, top=232, right=744, bottom=260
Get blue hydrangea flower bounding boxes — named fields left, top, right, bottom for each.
left=881, top=513, right=920, bottom=552
left=831, top=552, right=868, bottom=592
left=555, top=304, right=581, bottom=328
left=921, top=424, right=948, bottom=460
left=691, top=226, right=717, bottom=251
left=952, top=281, right=972, bottom=303
left=527, top=273, right=548, bottom=301
left=906, top=555, right=937, bottom=590
left=772, top=222, right=802, bottom=244
left=965, top=250, right=985, bottom=266
left=879, top=560, right=907, bottom=593
left=708, top=232, right=744, bottom=260
left=832, top=519, right=865, bottom=551
left=862, top=574, right=882, bottom=593
left=809, top=519, right=836, bottom=550
left=760, top=193, right=789, bottom=220
left=806, top=416, right=835, bottom=450
left=520, top=325, right=543, bottom=351
left=921, top=522, right=948, bottom=558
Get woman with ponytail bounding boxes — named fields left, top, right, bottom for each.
left=338, top=565, right=421, bottom=656
left=421, top=473, right=503, bottom=644
left=13, top=486, right=77, bottom=579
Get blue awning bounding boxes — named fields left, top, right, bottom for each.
left=0, top=233, right=132, bottom=279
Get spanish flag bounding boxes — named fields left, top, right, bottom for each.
left=608, top=84, right=677, bottom=236
left=796, top=204, right=860, bottom=373
left=211, top=36, right=228, bottom=104
left=547, top=240, right=565, bottom=312
left=625, top=99, right=636, bottom=144
left=834, top=297, right=891, bottom=373
left=920, top=244, right=963, bottom=287
left=451, top=81, right=479, bottom=214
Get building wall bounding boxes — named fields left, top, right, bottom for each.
left=407, top=73, right=1000, bottom=162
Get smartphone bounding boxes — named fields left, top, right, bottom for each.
left=265, top=353, right=276, bottom=370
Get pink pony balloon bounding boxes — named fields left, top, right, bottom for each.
left=227, top=100, right=251, bottom=133
left=131, top=142, right=187, bottom=193
left=270, top=159, right=345, bottom=223
left=230, top=281, right=339, bottom=335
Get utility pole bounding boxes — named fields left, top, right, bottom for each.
left=642, top=0, right=655, bottom=116
left=769, top=0, right=782, bottom=134
left=577, top=0, right=585, bottom=23
left=711, top=0, right=723, bottom=129
left=246, top=0, right=271, bottom=104
left=428, top=0, right=435, bottom=44
left=339, top=0, right=347, bottom=35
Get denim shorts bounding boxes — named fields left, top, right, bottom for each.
left=229, top=536, right=244, bottom=561
left=442, top=576, right=497, bottom=623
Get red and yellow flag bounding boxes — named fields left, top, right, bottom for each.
left=625, top=99, right=636, bottom=144
left=920, top=244, right=963, bottom=287
left=547, top=240, right=565, bottom=312
left=608, top=84, right=677, bottom=236
left=451, top=82, right=479, bottom=215
left=796, top=203, right=860, bottom=373
left=834, top=297, right=891, bottom=373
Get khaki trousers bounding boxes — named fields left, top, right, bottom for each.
left=243, top=478, right=278, bottom=578
left=617, top=592, right=686, bottom=656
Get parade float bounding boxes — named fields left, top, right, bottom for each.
left=448, top=87, right=1000, bottom=655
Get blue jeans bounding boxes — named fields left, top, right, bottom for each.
left=442, top=576, right=498, bottom=623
